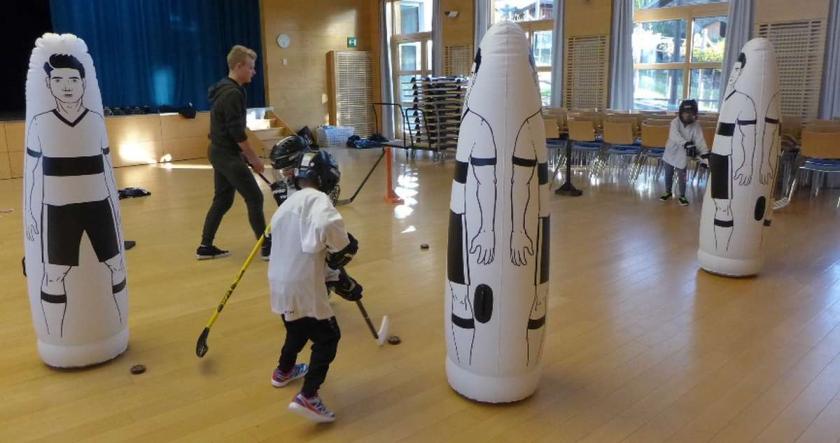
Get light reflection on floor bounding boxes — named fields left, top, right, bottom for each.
left=393, top=168, right=420, bottom=220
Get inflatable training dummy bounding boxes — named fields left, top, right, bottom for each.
left=23, top=33, right=128, bottom=367
left=445, top=22, right=550, bottom=403
left=698, top=38, right=781, bottom=277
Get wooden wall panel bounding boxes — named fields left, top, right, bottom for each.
left=755, top=0, right=830, bottom=24
left=261, top=0, right=376, bottom=130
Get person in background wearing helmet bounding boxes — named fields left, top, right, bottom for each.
left=660, top=99, right=709, bottom=206
left=266, top=149, right=362, bottom=423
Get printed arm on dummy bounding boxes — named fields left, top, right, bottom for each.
left=734, top=102, right=758, bottom=186
left=510, top=116, right=538, bottom=266
left=467, top=115, right=498, bottom=266
left=25, top=118, right=42, bottom=242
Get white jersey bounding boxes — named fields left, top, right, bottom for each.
left=663, top=117, right=708, bottom=170
left=27, top=109, right=110, bottom=205
left=268, top=187, right=350, bottom=321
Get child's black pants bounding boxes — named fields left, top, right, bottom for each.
left=278, top=316, right=341, bottom=397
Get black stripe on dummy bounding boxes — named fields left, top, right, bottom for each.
left=709, top=154, right=730, bottom=200
left=764, top=219, right=772, bottom=227
left=528, top=316, right=546, bottom=329
left=737, top=119, right=758, bottom=126
left=538, top=162, right=549, bottom=185
left=754, top=197, right=766, bottom=221
left=512, top=156, right=537, bottom=167
left=454, top=161, right=468, bottom=184
left=714, top=219, right=734, bottom=228
left=41, top=292, right=67, bottom=304
left=765, top=117, right=780, bottom=124
left=451, top=315, right=475, bottom=329
left=470, top=157, right=497, bottom=166
left=540, top=217, right=550, bottom=284
left=717, top=122, right=735, bottom=136
left=473, top=284, right=493, bottom=324
left=112, top=279, right=127, bottom=294
left=43, top=155, right=104, bottom=176
left=447, top=211, right=466, bottom=284
left=26, top=148, right=42, bottom=158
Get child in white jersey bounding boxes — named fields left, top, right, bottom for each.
left=267, top=149, right=361, bottom=423
left=660, top=99, right=709, bottom=206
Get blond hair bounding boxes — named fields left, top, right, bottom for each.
left=227, top=45, right=257, bottom=70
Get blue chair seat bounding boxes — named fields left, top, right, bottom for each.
left=607, top=143, right=642, bottom=155
left=804, top=158, right=840, bottom=171
left=572, top=141, right=602, bottom=151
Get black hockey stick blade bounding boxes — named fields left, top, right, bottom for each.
left=195, top=327, right=210, bottom=358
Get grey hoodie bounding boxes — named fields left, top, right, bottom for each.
left=208, top=77, right=248, bottom=154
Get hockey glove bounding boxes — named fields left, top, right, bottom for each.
left=327, top=233, right=358, bottom=269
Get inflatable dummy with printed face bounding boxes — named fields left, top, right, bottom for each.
left=23, top=33, right=128, bottom=367
left=698, top=38, right=781, bottom=276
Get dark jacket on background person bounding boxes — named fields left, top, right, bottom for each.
left=208, top=77, right=248, bottom=154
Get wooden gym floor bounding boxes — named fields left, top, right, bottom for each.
left=1, top=148, right=839, bottom=442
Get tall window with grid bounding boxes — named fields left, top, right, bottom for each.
left=633, top=0, right=728, bottom=112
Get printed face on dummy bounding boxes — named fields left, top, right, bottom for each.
left=46, top=68, right=85, bottom=104
left=234, top=57, right=256, bottom=85
left=725, top=53, right=746, bottom=96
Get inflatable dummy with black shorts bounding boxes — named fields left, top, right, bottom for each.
left=698, top=38, right=781, bottom=276
left=23, top=33, right=128, bottom=367
left=445, top=22, right=550, bottom=403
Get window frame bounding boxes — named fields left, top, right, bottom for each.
left=633, top=2, right=728, bottom=110
left=491, top=2, right=555, bottom=105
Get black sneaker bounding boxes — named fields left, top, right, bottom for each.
left=260, top=236, right=271, bottom=261
left=659, top=192, right=672, bottom=201
left=678, top=197, right=689, bottom=206
left=196, top=245, right=230, bottom=260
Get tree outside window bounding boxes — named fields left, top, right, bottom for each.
left=632, top=0, right=727, bottom=111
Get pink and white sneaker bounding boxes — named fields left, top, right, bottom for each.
left=271, top=363, right=308, bottom=388
left=288, top=393, right=336, bottom=423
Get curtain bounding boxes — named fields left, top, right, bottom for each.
left=720, top=0, right=755, bottom=106
left=820, top=0, right=840, bottom=119
left=474, top=0, right=491, bottom=49
left=550, top=0, right=565, bottom=108
left=609, top=0, right=634, bottom=110
left=433, top=0, right=443, bottom=76
left=379, top=0, right=395, bottom=137
left=49, top=0, right=265, bottom=111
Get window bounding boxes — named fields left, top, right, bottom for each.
left=494, top=0, right=554, bottom=22
left=633, top=1, right=727, bottom=111
left=636, top=0, right=725, bottom=9
left=492, top=1, right=555, bottom=105
left=386, top=1, right=433, bottom=134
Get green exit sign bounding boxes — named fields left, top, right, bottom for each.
left=347, top=36, right=357, bottom=48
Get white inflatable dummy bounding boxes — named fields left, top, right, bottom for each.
left=698, top=38, right=781, bottom=276
left=445, top=22, right=550, bottom=403
left=23, top=33, right=128, bottom=367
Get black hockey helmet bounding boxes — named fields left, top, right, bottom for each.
left=270, top=136, right=307, bottom=170
left=294, top=149, right=341, bottom=195
left=679, top=99, right=699, bottom=125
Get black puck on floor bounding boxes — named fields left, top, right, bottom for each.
left=420, top=244, right=429, bottom=250
left=387, top=336, right=401, bottom=345
left=130, top=364, right=146, bottom=375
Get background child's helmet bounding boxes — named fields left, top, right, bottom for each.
left=679, top=99, right=699, bottom=124
left=270, top=136, right=307, bottom=171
